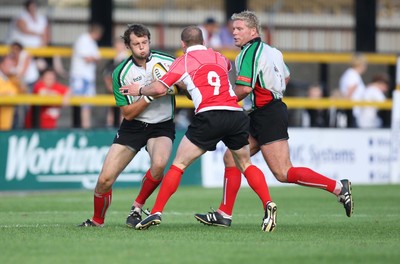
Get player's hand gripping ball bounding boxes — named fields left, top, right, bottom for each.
left=152, top=62, right=179, bottom=95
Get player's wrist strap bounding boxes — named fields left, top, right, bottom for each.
left=144, top=96, right=154, bottom=103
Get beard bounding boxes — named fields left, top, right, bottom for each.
left=133, top=50, right=149, bottom=61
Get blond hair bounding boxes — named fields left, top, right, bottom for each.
left=351, top=53, right=367, bottom=68
left=231, top=10, right=261, bottom=34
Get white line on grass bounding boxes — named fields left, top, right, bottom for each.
left=0, top=224, right=62, bottom=228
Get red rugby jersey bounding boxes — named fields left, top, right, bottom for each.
left=159, top=45, right=242, bottom=114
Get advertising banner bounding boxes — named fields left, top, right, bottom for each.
left=0, top=130, right=201, bottom=191
left=202, top=128, right=392, bottom=187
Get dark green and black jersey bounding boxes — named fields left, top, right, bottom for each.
left=236, top=38, right=290, bottom=110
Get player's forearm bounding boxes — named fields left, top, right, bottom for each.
left=234, top=85, right=252, bottom=101
left=121, top=99, right=151, bottom=120
left=140, top=82, right=167, bottom=97
left=120, top=81, right=167, bottom=97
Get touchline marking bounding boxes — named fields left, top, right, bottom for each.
left=36, top=174, right=143, bottom=182
left=0, top=224, right=62, bottom=228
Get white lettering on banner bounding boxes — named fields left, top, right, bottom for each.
left=6, top=134, right=109, bottom=181
left=5, top=133, right=150, bottom=182
left=202, top=129, right=392, bottom=187
left=308, top=146, right=355, bottom=166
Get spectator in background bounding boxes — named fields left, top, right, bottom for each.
left=339, top=53, right=367, bottom=128
left=357, top=73, right=390, bottom=128
left=0, top=55, right=19, bottom=131
left=302, top=83, right=329, bottom=127
left=25, top=68, right=70, bottom=129
left=219, top=20, right=235, bottom=49
left=102, top=37, right=128, bottom=127
left=198, top=17, right=222, bottom=49
left=9, top=41, right=40, bottom=129
left=70, top=23, right=103, bottom=129
left=9, top=41, right=39, bottom=93
left=8, top=0, right=49, bottom=48
left=8, top=0, right=50, bottom=73
left=328, top=88, right=348, bottom=128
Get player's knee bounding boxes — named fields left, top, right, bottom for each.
left=149, top=166, right=166, bottom=181
left=274, top=172, right=288, bottom=183
left=223, top=151, right=235, bottom=166
left=96, top=175, right=114, bottom=190
left=151, top=172, right=163, bottom=181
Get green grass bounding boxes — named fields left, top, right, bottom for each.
left=1, top=185, right=399, bottom=264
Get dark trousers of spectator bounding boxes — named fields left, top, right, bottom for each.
left=345, top=109, right=357, bottom=128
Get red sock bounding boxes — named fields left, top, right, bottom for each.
left=218, top=167, right=241, bottom=216
left=92, top=189, right=112, bottom=225
left=243, top=165, right=271, bottom=209
left=151, top=165, right=184, bottom=214
left=287, top=167, right=336, bottom=193
left=135, top=170, right=162, bottom=206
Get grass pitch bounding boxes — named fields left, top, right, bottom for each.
left=1, top=184, right=399, bottom=264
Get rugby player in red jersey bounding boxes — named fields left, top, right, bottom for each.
left=194, top=11, right=353, bottom=227
left=121, top=25, right=277, bottom=232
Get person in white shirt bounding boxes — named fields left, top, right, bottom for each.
left=8, top=0, right=49, bottom=48
left=9, top=41, right=40, bottom=129
left=9, top=42, right=39, bottom=92
left=198, top=17, right=222, bottom=49
left=69, top=23, right=103, bottom=129
left=358, top=73, right=390, bottom=128
left=339, top=53, right=367, bottom=127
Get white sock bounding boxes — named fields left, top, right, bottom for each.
left=217, top=209, right=232, bottom=219
left=333, top=181, right=343, bottom=196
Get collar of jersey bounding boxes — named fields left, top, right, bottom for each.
left=130, top=52, right=152, bottom=67
left=186, top=45, right=207, bottom=53
left=241, top=37, right=261, bottom=49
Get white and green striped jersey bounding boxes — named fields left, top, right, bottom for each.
left=235, top=37, right=290, bottom=110
left=112, top=50, right=175, bottom=124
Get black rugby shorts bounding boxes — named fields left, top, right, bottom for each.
left=113, top=119, right=175, bottom=152
left=185, top=110, right=249, bottom=151
left=249, top=100, right=289, bottom=145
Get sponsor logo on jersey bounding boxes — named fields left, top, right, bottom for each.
left=133, top=76, right=142, bottom=82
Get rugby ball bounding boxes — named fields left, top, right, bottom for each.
left=152, top=62, right=178, bottom=95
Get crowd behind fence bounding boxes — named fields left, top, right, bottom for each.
left=0, top=47, right=395, bottom=129
left=0, top=0, right=399, bottom=129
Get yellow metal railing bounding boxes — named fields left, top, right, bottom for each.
left=0, top=45, right=398, bottom=64
left=0, top=95, right=393, bottom=110
left=0, top=45, right=395, bottom=111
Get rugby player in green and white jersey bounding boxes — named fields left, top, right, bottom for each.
left=79, top=24, right=179, bottom=228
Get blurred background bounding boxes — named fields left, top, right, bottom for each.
left=1, top=0, right=399, bottom=128
left=1, top=0, right=399, bottom=191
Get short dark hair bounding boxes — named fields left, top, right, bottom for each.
left=371, top=73, right=390, bottom=85
left=204, top=17, right=216, bottom=25
left=24, top=0, right=37, bottom=9
left=121, top=24, right=151, bottom=46
left=181, top=26, right=203, bottom=47
left=11, top=41, right=23, bottom=50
